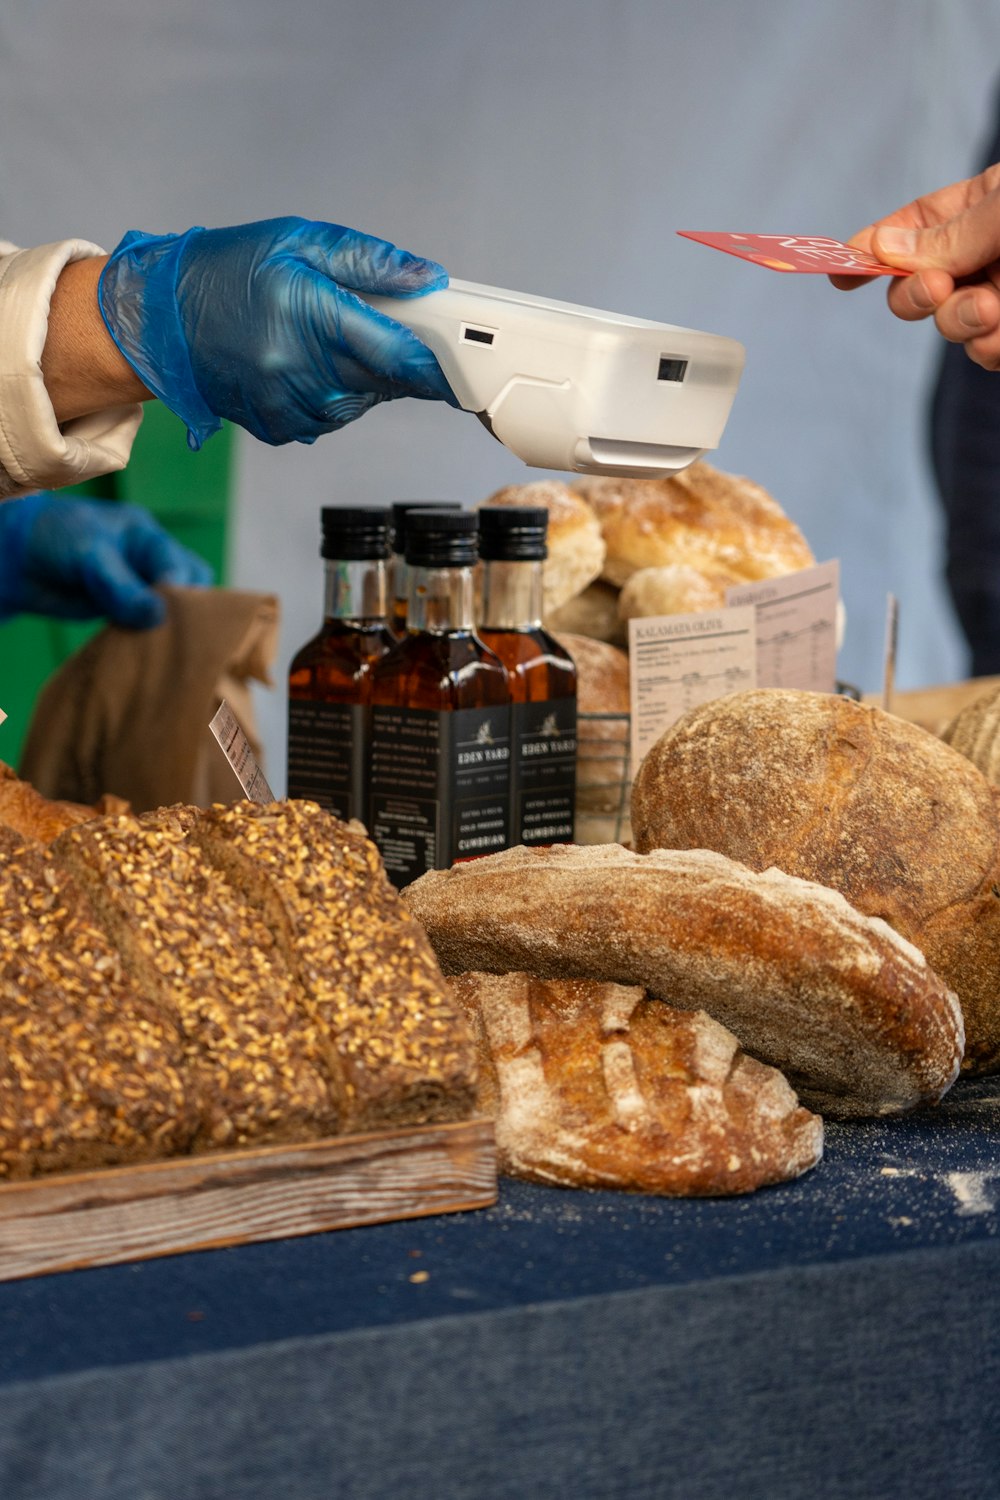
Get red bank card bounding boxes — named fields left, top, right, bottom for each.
left=677, top=231, right=910, bottom=277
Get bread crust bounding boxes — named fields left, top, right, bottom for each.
left=631, top=689, right=1000, bottom=1074
left=574, top=462, right=814, bottom=589
left=449, top=972, right=822, bottom=1195
left=404, top=843, right=964, bottom=1118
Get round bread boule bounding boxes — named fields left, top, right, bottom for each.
left=631, top=688, right=1000, bottom=1074
left=574, top=462, right=814, bottom=589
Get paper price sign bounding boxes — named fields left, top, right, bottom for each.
left=628, top=606, right=757, bottom=769
left=725, top=560, right=840, bottom=693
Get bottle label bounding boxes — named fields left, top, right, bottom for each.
left=513, top=697, right=577, bottom=845
left=287, top=700, right=370, bottom=823
left=370, top=704, right=511, bottom=887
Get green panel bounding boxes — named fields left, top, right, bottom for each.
left=0, top=404, right=234, bottom=769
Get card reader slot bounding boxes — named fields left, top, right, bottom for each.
left=461, top=324, right=496, bottom=346
left=657, top=356, right=688, bottom=383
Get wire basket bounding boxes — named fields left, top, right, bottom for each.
left=575, top=711, right=632, bottom=846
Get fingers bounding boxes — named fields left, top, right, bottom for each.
left=119, top=512, right=215, bottom=588
left=299, top=222, right=449, bottom=298
left=78, top=537, right=167, bottom=628
left=315, top=277, right=457, bottom=403
left=871, top=185, right=1000, bottom=277
left=884, top=267, right=956, bottom=321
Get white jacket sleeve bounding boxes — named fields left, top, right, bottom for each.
left=0, top=238, right=142, bottom=500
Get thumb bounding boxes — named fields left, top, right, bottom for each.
left=873, top=191, right=1000, bottom=276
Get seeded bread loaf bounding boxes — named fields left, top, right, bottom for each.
left=404, top=843, right=964, bottom=1118
left=190, top=800, right=478, bottom=1130
left=54, top=812, right=341, bottom=1151
left=449, top=972, right=823, bottom=1194
left=631, top=689, right=1000, bottom=1075
left=0, top=827, right=196, bottom=1177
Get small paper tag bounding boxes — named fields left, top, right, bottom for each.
left=725, top=560, right=840, bottom=692
left=628, top=606, right=757, bottom=769
left=882, top=593, right=899, bottom=713
left=677, top=231, right=909, bottom=277
left=209, top=700, right=275, bottom=804
left=0, top=707, right=6, bottom=729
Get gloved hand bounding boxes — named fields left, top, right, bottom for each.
left=97, top=218, right=456, bottom=449
left=0, top=494, right=213, bottom=628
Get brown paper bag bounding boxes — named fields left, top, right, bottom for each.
left=20, top=587, right=279, bottom=813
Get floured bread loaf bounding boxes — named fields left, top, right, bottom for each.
left=478, top=480, right=605, bottom=612
left=449, top=972, right=822, bottom=1194
left=941, top=681, right=1000, bottom=784
left=617, top=564, right=731, bottom=622
left=631, top=689, right=1000, bottom=1075
left=404, top=843, right=964, bottom=1118
left=574, top=462, right=814, bottom=589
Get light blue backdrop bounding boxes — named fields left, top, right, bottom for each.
left=2, top=1, right=999, bottom=787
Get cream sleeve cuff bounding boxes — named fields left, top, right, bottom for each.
left=0, top=239, right=142, bottom=500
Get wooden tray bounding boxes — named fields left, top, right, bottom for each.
left=0, top=1116, right=496, bottom=1283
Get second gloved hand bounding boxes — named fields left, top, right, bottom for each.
left=97, top=217, right=457, bottom=449
left=0, top=494, right=214, bottom=628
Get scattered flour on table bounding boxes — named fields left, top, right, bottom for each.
left=943, top=1172, right=997, bottom=1216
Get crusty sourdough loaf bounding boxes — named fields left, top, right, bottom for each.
left=404, top=843, right=964, bottom=1118
left=449, top=972, right=822, bottom=1194
left=54, top=811, right=341, bottom=1151
left=941, top=680, right=1000, bottom=785
left=0, top=760, right=129, bottom=845
left=544, top=580, right=623, bottom=643
left=190, top=800, right=478, bottom=1130
left=631, top=689, right=1000, bottom=1075
left=0, top=825, right=196, bottom=1177
left=478, top=480, right=605, bottom=613
left=573, top=462, right=815, bottom=589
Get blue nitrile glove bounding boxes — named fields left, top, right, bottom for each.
left=0, top=494, right=213, bottom=628
left=97, top=218, right=456, bottom=450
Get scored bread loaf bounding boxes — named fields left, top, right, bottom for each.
left=573, top=462, right=814, bottom=589
left=449, top=972, right=822, bottom=1195
left=404, top=843, right=964, bottom=1118
left=631, top=689, right=1000, bottom=1075
left=478, top=480, right=605, bottom=612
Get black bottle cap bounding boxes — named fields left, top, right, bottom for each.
left=476, top=506, right=549, bottom=562
left=390, top=501, right=462, bottom=556
left=405, top=509, right=479, bottom=567
left=320, top=506, right=391, bottom=561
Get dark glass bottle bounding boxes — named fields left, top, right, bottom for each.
left=369, top=509, right=512, bottom=888
left=477, top=505, right=577, bottom=846
left=389, top=501, right=461, bottom=636
left=287, top=506, right=394, bottom=826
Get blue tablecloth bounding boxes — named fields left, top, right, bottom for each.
left=0, top=1078, right=997, bottom=1500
